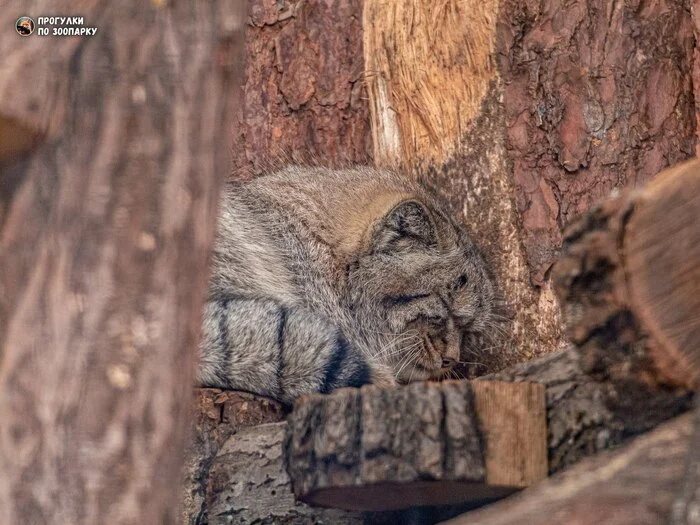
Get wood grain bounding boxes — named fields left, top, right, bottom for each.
left=472, top=381, right=547, bottom=487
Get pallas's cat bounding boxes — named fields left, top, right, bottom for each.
left=198, top=166, right=500, bottom=404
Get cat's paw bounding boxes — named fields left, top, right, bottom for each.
left=370, top=364, right=397, bottom=388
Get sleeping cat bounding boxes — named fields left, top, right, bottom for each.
left=197, top=166, right=500, bottom=404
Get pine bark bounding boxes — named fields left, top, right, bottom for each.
left=0, top=1, right=245, bottom=523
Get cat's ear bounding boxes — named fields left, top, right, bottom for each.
left=372, top=200, right=437, bottom=252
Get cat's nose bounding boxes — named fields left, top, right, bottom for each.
left=441, top=358, right=456, bottom=368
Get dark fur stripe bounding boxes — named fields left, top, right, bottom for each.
left=319, top=335, right=349, bottom=394
left=276, top=305, right=287, bottom=397
left=385, top=293, right=431, bottom=306
left=345, top=359, right=372, bottom=389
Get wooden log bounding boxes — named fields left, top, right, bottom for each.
left=552, top=158, right=700, bottom=392
left=552, top=158, right=700, bottom=525
left=181, top=390, right=287, bottom=525
left=190, top=346, right=691, bottom=523
left=486, top=347, right=692, bottom=474
left=0, top=2, right=245, bottom=523
left=284, top=380, right=547, bottom=512
left=442, top=412, right=694, bottom=525
left=207, top=422, right=365, bottom=524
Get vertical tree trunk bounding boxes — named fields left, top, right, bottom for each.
left=0, top=2, right=244, bottom=523
left=362, top=0, right=696, bottom=370
left=235, top=0, right=371, bottom=178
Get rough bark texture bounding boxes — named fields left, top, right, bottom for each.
left=183, top=1, right=700, bottom=523
left=284, top=381, right=546, bottom=512
left=443, top=413, right=694, bottom=525
left=693, top=0, right=700, bottom=154
left=182, top=390, right=287, bottom=525
left=363, top=1, right=562, bottom=370
left=189, top=347, right=691, bottom=524
left=0, top=2, right=244, bottom=523
left=235, top=0, right=371, bottom=178
left=499, top=0, right=696, bottom=285
left=200, top=419, right=492, bottom=525
left=207, top=422, right=364, bottom=524
left=362, top=0, right=699, bottom=370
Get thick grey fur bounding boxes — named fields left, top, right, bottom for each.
left=197, top=166, right=501, bottom=405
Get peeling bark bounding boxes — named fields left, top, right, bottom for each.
left=182, top=390, right=287, bottom=525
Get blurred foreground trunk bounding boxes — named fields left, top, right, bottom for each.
left=0, top=1, right=245, bottom=523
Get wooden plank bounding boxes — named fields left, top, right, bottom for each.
left=283, top=380, right=546, bottom=512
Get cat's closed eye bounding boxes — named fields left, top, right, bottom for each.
left=384, top=293, right=431, bottom=306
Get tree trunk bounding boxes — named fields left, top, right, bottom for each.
left=236, top=0, right=371, bottom=178
left=0, top=2, right=245, bottom=523
left=362, top=0, right=697, bottom=370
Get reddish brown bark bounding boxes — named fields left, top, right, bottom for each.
left=498, top=0, right=696, bottom=284
left=235, top=0, right=372, bottom=178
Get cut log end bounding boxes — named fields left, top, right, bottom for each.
left=553, top=158, right=700, bottom=392
left=284, top=380, right=546, bottom=512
